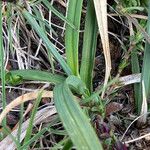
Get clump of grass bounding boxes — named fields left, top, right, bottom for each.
left=1, top=0, right=150, bottom=149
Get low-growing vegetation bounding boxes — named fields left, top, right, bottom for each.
left=0, top=0, right=150, bottom=149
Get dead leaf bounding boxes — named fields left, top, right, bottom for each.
left=106, top=102, right=123, bottom=116
left=0, top=90, right=53, bottom=124
left=93, top=0, right=111, bottom=97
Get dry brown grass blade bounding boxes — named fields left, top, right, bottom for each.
left=0, top=90, right=53, bottom=124
left=0, top=106, right=56, bottom=150
left=93, top=0, right=111, bottom=97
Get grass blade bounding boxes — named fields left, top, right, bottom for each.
left=20, top=125, right=53, bottom=149
left=21, top=9, right=72, bottom=75
left=93, top=0, right=111, bottom=96
left=9, top=69, right=65, bottom=84
left=65, top=0, right=83, bottom=75
left=43, top=0, right=76, bottom=29
left=54, top=77, right=103, bottom=150
left=2, top=126, right=20, bottom=148
left=80, top=0, right=98, bottom=91
left=0, top=1, right=6, bottom=126
left=131, top=51, right=140, bottom=111
left=138, top=2, right=150, bottom=117
left=23, top=91, right=42, bottom=145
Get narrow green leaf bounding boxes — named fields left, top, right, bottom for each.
left=20, top=116, right=61, bottom=149
left=0, top=1, right=6, bottom=126
left=138, top=2, right=150, bottom=113
left=21, top=9, right=72, bottom=75
left=20, top=127, right=48, bottom=149
left=7, top=4, right=13, bottom=53
left=2, top=126, right=20, bottom=148
left=54, top=77, right=103, bottom=150
left=65, top=0, right=83, bottom=75
left=131, top=51, right=140, bottom=112
left=31, top=5, right=55, bottom=73
left=23, top=91, right=42, bottom=145
left=43, top=0, right=76, bottom=29
left=80, top=0, right=98, bottom=91
left=8, top=70, right=65, bottom=84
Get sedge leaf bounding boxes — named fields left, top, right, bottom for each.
left=54, top=76, right=103, bottom=150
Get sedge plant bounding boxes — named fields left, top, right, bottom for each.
left=137, top=1, right=150, bottom=122
left=0, top=0, right=129, bottom=149
left=0, top=0, right=104, bottom=149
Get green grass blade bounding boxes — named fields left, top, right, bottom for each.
left=138, top=2, right=150, bottom=114
left=32, top=6, right=46, bottom=32
left=21, top=9, right=72, bottom=75
left=43, top=0, right=76, bottom=29
left=54, top=79, right=103, bottom=149
left=65, top=0, right=83, bottom=75
left=131, top=51, right=140, bottom=112
left=0, top=1, right=6, bottom=126
left=20, top=127, right=48, bottom=149
left=20, top=125, right=50, bottom=149
left=23, top=91, right=42, bottom=146
left=31, top=5, right=55, bottom=74
left=20, top=115, right=61, bottom=149
left=6, top=70, right=65, bottom=84
left=25, top=12, right=57, bottom=37
left=51, top=137, right=71, bottom=150
left=80, top=0, right=98, bottom=91
left=2, top=126, right=20, bottom=148
left=7, top=4, right=13, bottom=53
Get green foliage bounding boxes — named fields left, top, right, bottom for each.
left=42, top=0, right=76, bottom=29
left=0, top=0, right=123, bottom=149
left=23, top=91, right=42, bottom=147
left=22, top=9, right=72, bottom=76
left=9, top=70, right=66, bottom=84
left=65, top=0, right=83, bottom=76
left=0, top=1, right=6, bottom=126
left=54, top=76, right=103, bottom=150
left=130, top=20, right=145, bottom=111
left=80, top=0, right=98, bottom=91
left=138, top=2, right=150, bottom=113
left=118, top=0, right=145, bottom=14
left=5, top=72, right=23, bottom=85
left=121, top=0, right=141, bottom=7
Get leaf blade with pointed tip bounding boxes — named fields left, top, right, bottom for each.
left=80, top=0, right=98, bottom=91
left=5, top=70, right=65, bottom=85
